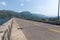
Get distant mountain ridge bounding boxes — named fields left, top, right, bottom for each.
left=0, top=10, right=60, bottom=25
left=0, top=10, right=47, bottom=19
left=0, top=10, right=59, bottom=21
left=0, top=10, right=19, bottom=19
left=32, top=13, right=48, bottom=18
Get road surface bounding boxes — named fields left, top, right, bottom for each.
left=16, top=18, right=60, bottom=40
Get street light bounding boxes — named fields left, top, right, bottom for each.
left=58, top=0, right=60, bottom=22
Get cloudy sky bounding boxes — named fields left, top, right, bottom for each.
left=0, top=0, right=59, bottom=17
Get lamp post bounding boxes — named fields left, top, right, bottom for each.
left=58, top=0, right=60, bottom=22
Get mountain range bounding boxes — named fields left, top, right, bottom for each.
left=0, top=10, right=47, bottom=19
left=0, top=10, right=60, bottom=22
left=0, top=10, right=60, bottom=25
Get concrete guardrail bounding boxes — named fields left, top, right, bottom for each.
left=0, top=18, right=13, bottom=40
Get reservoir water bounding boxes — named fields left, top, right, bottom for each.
left=0, top=19, right=10, bottom=25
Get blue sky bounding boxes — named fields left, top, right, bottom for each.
left=0, top=0, right=59, bottom=17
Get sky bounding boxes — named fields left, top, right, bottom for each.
left=0, top=0, right=59, bottom=17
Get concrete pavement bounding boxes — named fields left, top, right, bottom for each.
left=10, top=18, right=28, bottom=40
left=16, top=18, right=60, bottom=40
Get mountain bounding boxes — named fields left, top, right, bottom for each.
left=32, top=13, right=48, bottom=18
left=0, top=10, right=48, bottom=21
left=0, top=10, right=49, bottom=22
left=19, top=11, right=33, bottom=20
left=0, top=10, right=19, bottom=19
left=0, top=10, right=60, bottom=25
left=18, top=11, right=48, bottom=21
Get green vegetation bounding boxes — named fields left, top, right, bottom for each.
left=0, top=10, right=19, bottom=19
left=0, top=10, right=60, bottom=25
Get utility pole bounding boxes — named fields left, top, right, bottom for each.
left=58, top=0, right=60, bottom=22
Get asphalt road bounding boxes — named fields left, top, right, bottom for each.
left=16, top=18, right=60, bottom=40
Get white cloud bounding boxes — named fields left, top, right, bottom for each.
left=0, top=2, right=7, bottom=6
left=20, top=3, right=24, bottom=7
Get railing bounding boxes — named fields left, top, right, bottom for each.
left=0, top=18, right=13, bottom=40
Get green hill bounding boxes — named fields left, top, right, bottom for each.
left=0, top=10, right=19, bottom=19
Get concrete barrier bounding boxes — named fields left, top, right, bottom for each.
left=0, top=18, right=13, bottom=40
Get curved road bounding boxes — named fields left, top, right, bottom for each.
left=16, top=18, right=60, bottom=40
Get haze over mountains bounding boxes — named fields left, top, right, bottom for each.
left=0, top=10, right=60, bottom=25
left=0, top=10, right=48, bottom=19
left=0, top=10, right=60, bottom=22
